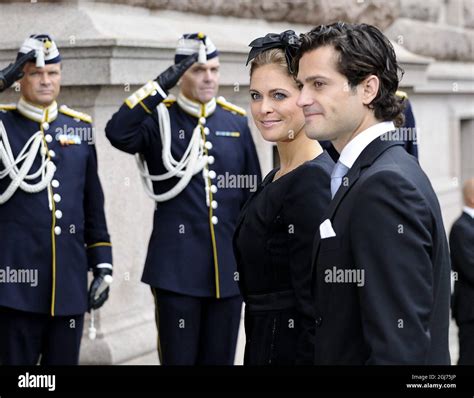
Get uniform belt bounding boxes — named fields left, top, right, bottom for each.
left=245, top=290, right=296, bottom=312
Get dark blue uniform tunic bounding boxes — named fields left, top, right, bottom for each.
left=0, top=101, right=112, bottom=365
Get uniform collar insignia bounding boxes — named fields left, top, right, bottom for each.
left=177, top=92, right=216, bottom=118
left=17, top=97, right=58, bottom=124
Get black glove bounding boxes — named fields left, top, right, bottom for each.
left=88, top=267, right=112, bottom=311
left=0, top=50, right=36, bottom=92
left=155, top=53, right=198, bottom=93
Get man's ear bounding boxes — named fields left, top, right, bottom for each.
left=361, top=75, right=379, bottom=106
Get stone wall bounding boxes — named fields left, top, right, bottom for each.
left=10, top=0, right=474, bottom=61
left=97, top=0, right=401, bottom=29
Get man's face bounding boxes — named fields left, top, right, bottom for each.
left=20, top=62, right=61, bottom=107
left=180, top=57, right=220, bottom=104
left=296, top=46, right=366, bottom=149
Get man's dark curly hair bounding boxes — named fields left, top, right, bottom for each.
left=294, top=22, right=405, bottom=127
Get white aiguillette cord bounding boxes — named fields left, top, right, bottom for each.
left=135, top=102, right=207, bottom=202
left=0, top=121, right=56, bottom=204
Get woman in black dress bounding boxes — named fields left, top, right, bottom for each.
left=233, top=31, right=334, bottom=365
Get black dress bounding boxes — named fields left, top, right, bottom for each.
left=233, top=151, right=333, bottom=365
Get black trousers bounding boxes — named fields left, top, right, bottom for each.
left=458, top=320, right=474, bottom=365
left=151, top=287, right=242, bottom=365
left=0, top=306, right=84, bottom=365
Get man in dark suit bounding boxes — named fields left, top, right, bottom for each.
left=294, top=22, right=451, bottom=365
left=450, top=178, right=474, bottom=365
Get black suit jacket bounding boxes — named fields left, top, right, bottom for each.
left=449, top=212, right=474, bottom=324
left=310, top=135, right=451, bottom=365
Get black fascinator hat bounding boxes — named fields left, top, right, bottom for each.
left=246, top=30, right=301, bottom=74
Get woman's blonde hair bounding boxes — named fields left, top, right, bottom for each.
left=249, top=48, right=291, bottom=78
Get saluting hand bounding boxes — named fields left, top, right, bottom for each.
left=155, top=52, right=198, bottom=93
left=0, top=50, right=36, bottom=92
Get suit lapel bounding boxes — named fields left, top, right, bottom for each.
left=462, top=212, right=474, bottom=226
left=326, top=162, right=361, bottom=221
left=310, top=160, right=362, bottom=268
left=311, top=134, right=404, bottom=265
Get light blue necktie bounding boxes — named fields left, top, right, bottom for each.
left=330, top=161, right=349, bottom=199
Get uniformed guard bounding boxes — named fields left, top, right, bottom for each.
left=106, top=33, right=261, bottom=365
left=0, top=34, right=113, bottom=365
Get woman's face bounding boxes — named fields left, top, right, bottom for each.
left=249, top=63, right=305, bottom=143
